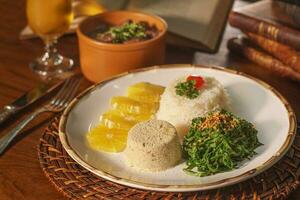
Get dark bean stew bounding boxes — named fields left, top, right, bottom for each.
left=91, top=20, right=159, bottom=44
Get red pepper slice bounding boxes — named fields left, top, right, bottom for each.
left=187, top=75, right=204, bottom=89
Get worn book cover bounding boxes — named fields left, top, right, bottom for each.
left=245, top=32, right=300, bottom=73
left=229, top=0, right=300, bottom=50
left=227, top=37, right=300, bottom=82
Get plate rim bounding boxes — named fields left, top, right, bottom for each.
left=59, top=64, right=297, bottom=192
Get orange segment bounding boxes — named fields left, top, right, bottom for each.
left=128, top=82, right=165, bottom=93
left=127, top=82, right=165, bottom=102
left=87, top=125, right=127, bottom=152
left=104, top=110, right=152, bottom=122
left=99, top=111, right=136, bottom=130
left=110, top=96, right=158, bottom=115
left=86, top=82, right=164, bottom=153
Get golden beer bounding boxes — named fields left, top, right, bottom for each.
left=26, top=0, right=73, bottom=40
left=26, top=0, right=74, bottom=79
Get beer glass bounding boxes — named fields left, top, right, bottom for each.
left=26, top=0, right=74, bottom=79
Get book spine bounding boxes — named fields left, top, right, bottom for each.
left=227, top=37, right=300, bottom=82
left=275, top=0, right=300, bottom=6
left=229, top=11, right=300, bottom=51
left=245, top=32, right=300, bottom=73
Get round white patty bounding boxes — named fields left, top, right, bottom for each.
left=124, top=119, right=182, bottom=172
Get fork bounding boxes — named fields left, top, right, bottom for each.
left=0, top=74, right=82, bottom=155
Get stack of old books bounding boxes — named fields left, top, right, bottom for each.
left=228, top=0, right=300, bottom=82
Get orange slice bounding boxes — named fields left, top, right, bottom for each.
left=99, top=111, right=137, bottom=130
left=127, top=82, right=165, bottom=102
left=87, top=125, right=127, bottom=153
left=110, top=96, right=158, bottom=115
left=104, top=110, right=152, bottom=122
left=86, top=82, right=164, bottom=153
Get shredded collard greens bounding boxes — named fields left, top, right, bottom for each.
left=183, top=109, right=262, bottom=177
left=175, top=80, right=199, bottom=99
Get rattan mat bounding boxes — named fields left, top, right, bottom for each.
left=38, top=117, right=300, bottom=200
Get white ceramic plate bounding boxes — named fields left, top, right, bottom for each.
left=59, top=64, right=296, bottom=192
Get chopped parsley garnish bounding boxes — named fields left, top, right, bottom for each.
left=183, top=109, right=262, bottom=177
left=175, top=79, right=200, bottom=99
left=99, top=21, right=147, bottom=44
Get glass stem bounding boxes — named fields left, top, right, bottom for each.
left=41, top=38, right=63, bottom=67
left=29, top=35, right=73, bottom=80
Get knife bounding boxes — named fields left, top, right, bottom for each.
left=0, top=81, right=63, bottom=125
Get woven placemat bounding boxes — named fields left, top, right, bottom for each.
left=38, top=117, right=300, bottom=200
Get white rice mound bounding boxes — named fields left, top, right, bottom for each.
left=156, top=76, right=230, bottom=139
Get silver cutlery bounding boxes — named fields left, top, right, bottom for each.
left=0, top=74, right=82, bottom=155
left=0, top=81, right=64, bottom=125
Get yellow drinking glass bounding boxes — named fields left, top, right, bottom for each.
left=26, top=0, right=74, bottom=79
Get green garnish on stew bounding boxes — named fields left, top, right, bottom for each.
left=175, top=80, right=200, bottom=99
left=183, top=109, right=262, bottom=177
left=101, top=21, right=147, bottom=44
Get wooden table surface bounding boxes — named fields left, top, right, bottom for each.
left=1, top=0, right=300, bottom=199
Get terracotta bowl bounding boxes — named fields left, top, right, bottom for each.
left=77, top=11, right=167, bottom=83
